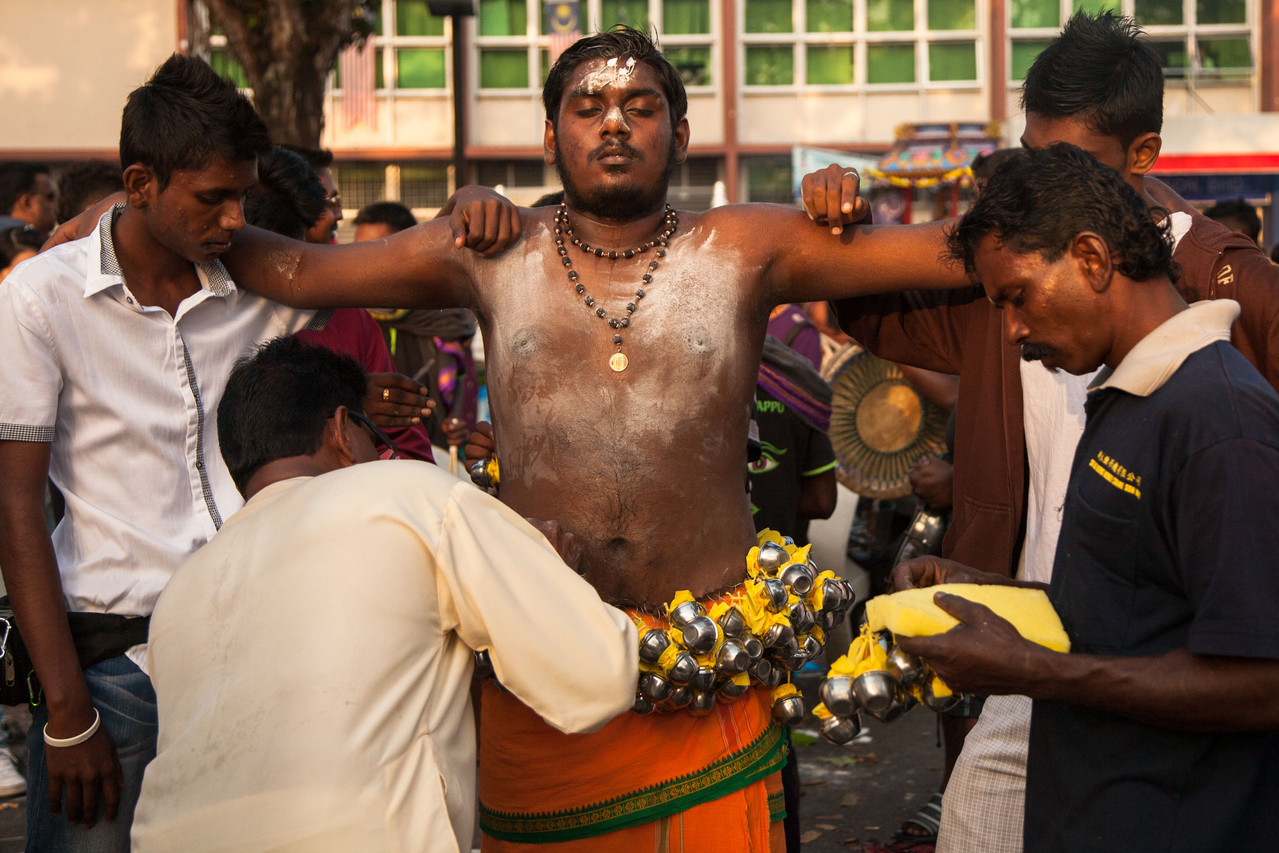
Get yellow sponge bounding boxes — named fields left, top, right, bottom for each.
left=864, top=584, right=1071, bottom=653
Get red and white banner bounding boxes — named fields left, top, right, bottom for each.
left=339, top=38, right=377, bottom=130
left=545, top=1, right=581, bottom=66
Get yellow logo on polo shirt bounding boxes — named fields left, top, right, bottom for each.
left=1088, top=451, right=1142, bottom=499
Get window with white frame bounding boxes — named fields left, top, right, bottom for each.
left=1008, top=0, right=1252, bottom=83
left=332, top=0, right=451, bottom=92
left=741, top=0, right=982, bottom=89
left=472, top=0, right=716, bottom=93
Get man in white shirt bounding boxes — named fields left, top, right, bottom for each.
left=0, top=54, right=311, bottom=851
left=131, top=337, right=637, bottom=852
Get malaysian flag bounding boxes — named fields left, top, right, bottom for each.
left=545, top=1, right=581, bottom=65
left=339, top=37, right=377, bottom=130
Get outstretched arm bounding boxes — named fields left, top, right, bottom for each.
left=761, top=210, right=969, bottom=304
left=223, top=187, right=525, bottom=310
left=221, top=216, right=480, bottom=310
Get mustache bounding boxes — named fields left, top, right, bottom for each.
left=1019, top=342, right=1059, bottom=362
left=591, top=141, right=643, bottom=161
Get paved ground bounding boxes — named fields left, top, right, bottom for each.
left=0, top=697, right=943, bottom=852
left=792, top=709, right=942, bottom=851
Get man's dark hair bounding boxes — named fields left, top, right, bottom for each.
left=353, top=201, right=417, bottom=232
left=119, top=54, right=272, bottom=189
left=219, top=337, right=368, bottom=496
left=0, top=162, right=49, bottom=216
left=1021, top=11, right=1163, bottom=149
left=531, top=189, right=565, bottom=208
left=55, top=160, right=124, bottom=223
left=243, top=147, right=327, bottom=240
left=969, top=148, right=1018, bottom=186
left=0, top=226, right=45, bottom=269
left=543, top=26, right=687, bottom=127
left=946, top=144, right=1174, bottom=284
left=1204, top=197, right=1261, bottom=243
left=279, top=145, right=335, bottom=171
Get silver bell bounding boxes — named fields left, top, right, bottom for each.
left=668, top=652, right=699, bottom=685
left=921, top=681, right=960, bottom=713
left=691, top=666, right=717, bottom=693
left=772, top=694, right=806, bottom=726
left=886, top=645, right=927, bottom=686
left=780, top=562, right=816, bottom=596
left=748, top=657, right=774, bottom=684
left=789, top=602, right=816, bottom=634
left=668, top=685, right=693, bottom=709
left=762, top=664, right=785, bottom=688
left=870, top=689, right=914, bottom=723
left=639, top=671, right=673, bottom=702
left=818, top=675, right=857, bottom=717
left=633, top=696, right=656, bottom=715
left=761, top=577, right=790, bottom=612
left=800, top=633, right=823, bottom=661
left=468, top=459, right=497, bottom=489
left=638, top=628, right=672, bottom=664
left=819, top=578, right=848, bottom=613
left=717, top=606, right=748, bottom=638
left=669, top=600, right=705, bottom=630
left=716, top=640, right=750, bottom=675
left=743, top=635, right=765, bottom=659
left=820, top=712, right=862, bottom=746
left=689, top=690, right=717, bottom=716
left=783, top=649, right=808, bottom=672
left=682, top=616, right=721, bottom=655
left=853, top=670, right=902, bottom=719
left=757, top=541, right=789, bottom=572
left=718, top=679, right=751, bottom=700
left=819, top=609, right=843, bottom=631
left=762, top=623, right=795, bottom=649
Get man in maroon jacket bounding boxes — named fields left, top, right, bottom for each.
left=804, top=11, right=1279, bottom=853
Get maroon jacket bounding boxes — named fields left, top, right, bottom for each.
left=835, top=214, right=1279, bottom=577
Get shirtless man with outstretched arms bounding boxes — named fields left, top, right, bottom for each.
left=213, top=27, right=962, bottom=852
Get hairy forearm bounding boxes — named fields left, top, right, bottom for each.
left=1027, top=646, right=1279, bottom=731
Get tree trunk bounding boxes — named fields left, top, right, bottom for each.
left=203, top=0, right=368, bottom=147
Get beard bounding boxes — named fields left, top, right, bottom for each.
left=555, top=136, right=677, bottom=221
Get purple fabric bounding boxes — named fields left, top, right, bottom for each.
left=767, top=306, right=823, bottom=372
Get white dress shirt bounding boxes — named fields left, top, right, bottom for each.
left=0, top=207, right=316, bottom=670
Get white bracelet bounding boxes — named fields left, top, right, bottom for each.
left=43, top=707, right=101, bottom=748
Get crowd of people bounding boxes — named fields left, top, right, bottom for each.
left=0, top=9, right=1276, bottom=853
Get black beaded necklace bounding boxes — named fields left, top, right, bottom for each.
left=554, top=203, right=679, bottom=372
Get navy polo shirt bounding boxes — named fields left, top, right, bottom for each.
left=1024, top=303, right=1279, bottom=853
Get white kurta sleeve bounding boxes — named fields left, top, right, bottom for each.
left=434, top=481, right=638, bottom=734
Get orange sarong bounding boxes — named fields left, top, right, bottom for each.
left=478, top=681, right=787, bottom=851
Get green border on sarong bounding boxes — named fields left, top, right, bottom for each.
left=768, top=788, right=787, bottom=822
left=479, top=721, right=789, bottom=843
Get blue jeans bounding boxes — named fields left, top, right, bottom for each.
left=27, top=654, right=157, bottom=853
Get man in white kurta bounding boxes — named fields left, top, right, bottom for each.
left=131, top=341, right=638, bottom=853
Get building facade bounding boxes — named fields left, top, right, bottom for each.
left=2, top=1, right=1276, bottom=235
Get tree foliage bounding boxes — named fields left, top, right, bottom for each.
left=202, top=0, right=376, bottom=147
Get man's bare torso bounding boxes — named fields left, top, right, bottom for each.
left=472, top=208, right=771, bottom=606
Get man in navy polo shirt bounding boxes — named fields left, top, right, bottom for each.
left=891, top=143, right=1279, bottom=853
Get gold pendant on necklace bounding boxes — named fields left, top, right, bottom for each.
left=609, top=352, right=629, bottom=372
